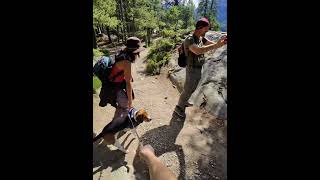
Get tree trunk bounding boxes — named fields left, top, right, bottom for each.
left=147, top=28, right=151, bottom=45
left=204, top=0, right=208, bottom=17
left=103, top=25, right=107, bottom=34
left=145, top=28, right=148, bottom=47
left=117, top=26, right=120, bottom=43
left=132, top=0, right=136, bottom=35
left=210, top=0, right=216, bottom=16
left=132, top=17, right=136, bottom=34
left=106, top=26, right=112, bottom=43
left=97, top=23, right=101, bottom=34
left=119, top=0, right=126, bottom=41
left=101, top=25, right=104, bottom=34
left=116, top=0, right=121, bottom=43
left=121, top=26, right=125, bottom=43
left=93, top=28, right=97, bottom=49
left=96, top=25, right=99, bottom=34
left=124, top=0, right=130, bottom=37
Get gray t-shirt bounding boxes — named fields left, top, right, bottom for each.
left=184, top=34, right=205, bottom=67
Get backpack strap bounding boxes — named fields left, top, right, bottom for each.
left=185, top=34, right=197, bottom=67
left=109, top=51, right=131, bottom=82
left=192, top=34, right=196, bottom=67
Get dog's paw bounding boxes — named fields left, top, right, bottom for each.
left=120, top=149, right=129, bottom=154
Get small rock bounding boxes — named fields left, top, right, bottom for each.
left=152, top=81, right=155, bottom=83
left=164, top=96, right=168, bottom=99
left=173, top=85, right=176, bottom=88
left=155, top=77, right=158, bottom=79
left=202, top=175, right=209, bottom=179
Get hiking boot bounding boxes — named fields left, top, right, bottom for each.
left=174, top=105, right=186, bottom=118
left=185, top=102, right=193, bottom=107
left=99, top=100, right=108, bottom=107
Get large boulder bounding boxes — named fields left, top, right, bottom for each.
left=168, top=31, right=227, bottom=120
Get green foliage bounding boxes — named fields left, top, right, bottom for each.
left=146, top=61, right=158, bottom=74
left=197, top=0, right=220, bottom=30
left=161, top=29, right=176, bottom=38
left=179, top=0, right=196, bottom=29
left=93, top=0, right=119, bottom=28
left=93, top=76, right=102, bottom=91
left=92, top=0, right=219, bottom=76
left=164, top=6, right=182, bottom=30
left=178, top=27, right=193, bottom=36
left=146, top=39, right=174, bottom=75
left=208, top=15, right=221, bottom=31
left=149, top=39, right=175, bottom=53
left=93, top=48, right=103, bottom=58
left=100, top=49, right=110, bottom=56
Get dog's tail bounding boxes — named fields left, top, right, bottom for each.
left=93, top=133, right=103, bottom=143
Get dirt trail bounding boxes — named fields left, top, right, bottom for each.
left=93, top=47, right=227, bottom=180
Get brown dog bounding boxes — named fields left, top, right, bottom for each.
left=93, top=108, right=152, bottom=153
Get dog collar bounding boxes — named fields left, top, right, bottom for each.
left=128, top=108, right=137, bottom=122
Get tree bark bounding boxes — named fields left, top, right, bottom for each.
left=93, top=28, right=97, bottom=49
left=117, top=26, right=120, bottom=43
left=210, top=0, right=216, bottom=16
left=106, top=26, right=112, bottom=43
left=204, top=0, right=208, bottom=17
left=119, top=0, right=126, bottom=41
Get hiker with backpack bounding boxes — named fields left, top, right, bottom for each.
left=93, top=37, right=145, bottom=120
left=174, top=17, right=227, bottom=118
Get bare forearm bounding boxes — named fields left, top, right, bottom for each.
left=197, top=43, right=220, bottom=55
left=145, top=154, right=177, bottom=180
left=190, top=36, right=226, bottom=55
left=126, top=81, right=133, bottom=103
left=204, top=39, right=214, bottom=45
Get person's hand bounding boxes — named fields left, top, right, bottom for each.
left=137, top=144, right=155, bottom=162
left=216, top=35, right=227, bottom=48
left=128, top=101, right=133, bottom=109
left=222, top=35, right=227, bottom=44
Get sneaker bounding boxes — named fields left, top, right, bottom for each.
left=174, top=105, right=186, bottom=118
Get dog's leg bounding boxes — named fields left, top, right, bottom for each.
left=93, top=133, right=103, bottom=143
left=114, top=134, right=129, bottom=153
left=130, top=129, right=137, bottom=135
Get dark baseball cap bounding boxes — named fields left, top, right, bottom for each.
left=126, top=37, right=146, bottom=53
left=196, top=17, right=210, bottom=29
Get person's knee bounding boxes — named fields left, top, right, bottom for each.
left=103, top=134, right=115, bottom=144
left=116, top=91, right=129, bottom=108
left=181, top=89, right=194, bottom=99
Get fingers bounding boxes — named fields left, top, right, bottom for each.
left=128, top=103, right=133, bottom=109
left=219, top=35, right=227, bottom=45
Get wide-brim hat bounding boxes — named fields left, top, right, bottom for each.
left=126, top=37, right=146, bottom=53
